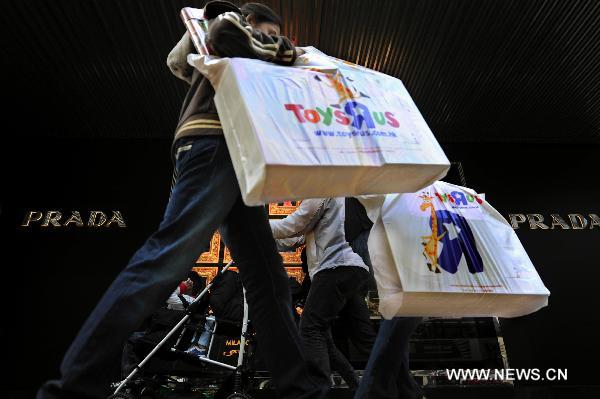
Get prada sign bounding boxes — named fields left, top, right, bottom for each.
left=508, top=213, right=600, bottom=230
left=21, top=210, right=126, bottom=228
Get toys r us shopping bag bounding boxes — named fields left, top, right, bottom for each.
left=361, top=181, right=550, bottom=318
left=188, top=45, right=450, bottom=205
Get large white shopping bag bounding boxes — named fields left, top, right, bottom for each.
left=188, top=47, right=450, bottom=205
left=361, top=181, right=550, bottom=318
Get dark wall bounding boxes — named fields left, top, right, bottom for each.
left=0, top=139, right=598, bottom=390
left=0, top=138, right=174, bottom=389
left=443, top=142, right=599, bottom=386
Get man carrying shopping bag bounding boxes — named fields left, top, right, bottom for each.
left=38, top=3, right=326, bottom=399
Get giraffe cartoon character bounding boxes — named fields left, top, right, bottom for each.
left=313, top=70, right=370, bottom=104
left=419, top=193, right=446, bottom=273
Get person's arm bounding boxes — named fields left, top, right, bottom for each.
left=167, top=31, right=195, bottom=84
left=276, top=236, right=305, bottom=252
left=270, top=199, right=328, bottom=239
left=208, top=12, right=297, bottom=65
left=166, top=287, right=194, bottom=309
left=166, top=289, right=179, bottom=308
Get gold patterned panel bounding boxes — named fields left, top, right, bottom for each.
left=286, top=267, right=305, bottom=284
left=196, top=231, right=221, bottom=264
left=223, top=246, right=232, bottom=264
left=280, top=246, right=304, bottom=264
left=192, top=266, right=219, bottom=284
left=269, top=201, right=302, bottom=216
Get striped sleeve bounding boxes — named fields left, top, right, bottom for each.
left=208, top=12, right=297, bottom=66
left=167, top=31, right=195, bottom=84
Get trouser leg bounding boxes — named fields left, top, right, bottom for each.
left=326, top=330, right=359, bottom=389
left=219, top=197, right=328, bottom=398
left=354, top=317, right=423, bottom=399
left=339, top=292, right=376, bottom=359
left=37, top=137, right=307, bottom=398
left=300, top=269, right=349, bottom=388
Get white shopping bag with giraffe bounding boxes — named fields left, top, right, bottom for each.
left=361, top=181, right=550, bottom=318
left=188, top=47, right=450, bottom=206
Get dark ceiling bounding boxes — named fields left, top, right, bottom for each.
left=2, top=0, right=600, bottom=142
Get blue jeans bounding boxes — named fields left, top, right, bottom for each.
left=38, top=136, right=326, bottom=399
left=192, top=317, right=215, bottom=349
left=355, top=317, right=423, bottom=399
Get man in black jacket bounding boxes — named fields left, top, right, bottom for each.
left=38, top=3, right=325, bottom=399
left=210, top=270, right=243, bottom=323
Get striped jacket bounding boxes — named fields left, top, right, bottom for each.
left=167, top=12, right=298, bottom=142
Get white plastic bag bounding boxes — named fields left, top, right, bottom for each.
left=361, top=181, right=550, bottom=318
left=189, top=49, right=450, bottom=205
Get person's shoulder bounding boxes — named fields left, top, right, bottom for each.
left=323, top=197, right=338, bottom=209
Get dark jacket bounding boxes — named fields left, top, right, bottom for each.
left=344, top=197, right=373, bottom=243
left=209, top=270, right=243, bottom=323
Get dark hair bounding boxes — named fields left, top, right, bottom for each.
left=240, top=2, right=282, bottom=28
left=187, top=271, right=206, bottom=296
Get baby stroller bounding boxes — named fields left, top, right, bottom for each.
left=108, top=261, right=254, bottom=399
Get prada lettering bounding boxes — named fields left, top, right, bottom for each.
left=508, top=213, right=600, bottom=230
left=21, top=210, right=126, bottom=228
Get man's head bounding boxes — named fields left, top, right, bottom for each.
left=187, top=271, right=206, bottom=296
left=240, top=2, right=282, bottom=36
